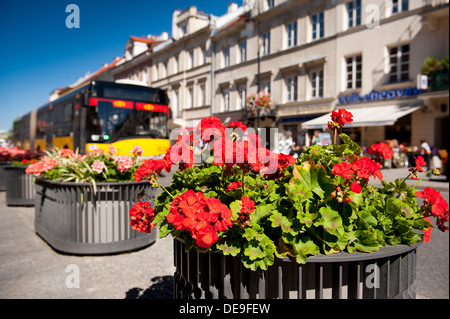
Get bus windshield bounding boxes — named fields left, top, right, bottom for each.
left=86, top=101, right=168, bottom=142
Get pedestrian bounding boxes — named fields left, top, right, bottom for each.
left=279, top=130, right=295, bottom=155
left=311, top=130, right=321, bottom=146
left=420, top=139, right=432, bottom=171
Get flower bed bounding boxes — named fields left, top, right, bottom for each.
left=26, top=146, right=157, bottom=254
left=130, top=109, right=448, bottom=272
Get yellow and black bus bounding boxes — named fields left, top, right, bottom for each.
left=12, top=81, right=170, bottom=156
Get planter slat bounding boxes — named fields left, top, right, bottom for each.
left=173, top=238, right=420, bottom=299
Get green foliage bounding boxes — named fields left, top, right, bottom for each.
left=150, top=130, right=437, bottom=271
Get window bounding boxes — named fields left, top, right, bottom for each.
left=287, top=22, right=297, bottom=48
left=346, top=55, right=362, bottom=89
left=172, top=90, right=179, bottom=118
left=310, top=70, right=324, bottom=98
left=223, top=47, right=230, bottom=67
left=199, top=84, right=206, bottom=107
left=389, top=44, right=410, bottom=83
left=286, top=76, right=298, bottom=102
left=392, top=0, right=408, bottom=13
left=189, top=51, right=194, bottom=69
left=311, top=11, right=324, bottom=40
left=187, top=87, right=194, bottom=109
left=267, top=0, right=274, bottom=9
left=347, top=0, right=361, bottom=28
left=260, top=80, right=271, bottom=94
left=173, top=56, right=179, bottom=74
left=180, top=24, right=187, bottom=37
left=239, top=40, right=247, bottom=63
left=202, top=46, right=207, bottom=65
left=261, top=32, right=271, bottom=56
left=238, top=85, right=247, bottom=110
left=152, top=65, right=158, bottom=82
left=222, top=89, right=230, bottom=112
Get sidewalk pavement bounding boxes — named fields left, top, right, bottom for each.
left=0, top=169, right=447, bottom=299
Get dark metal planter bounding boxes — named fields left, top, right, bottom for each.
left=173, top=238, right=421, bottom=299
left=4, top=165, right=36, bottom=206
left=34, top=178, right=158, bottom=255
left=0, top=162, right=13, bottom=191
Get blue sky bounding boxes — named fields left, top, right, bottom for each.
left=0, top=0, right=232, bottom=132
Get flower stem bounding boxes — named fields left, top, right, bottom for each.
left=242, top=170, right=245, bottom=195
left=160, top=184, right=174, bottom=199
left=413, top=170, right=433, bottom=190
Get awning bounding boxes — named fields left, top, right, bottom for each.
left=301, top=105, right=422, bottom=130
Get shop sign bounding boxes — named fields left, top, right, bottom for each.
left=338, top=88, right=422, bottom=105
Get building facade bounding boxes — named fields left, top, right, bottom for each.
left=207, top=0, right=448, bottom=152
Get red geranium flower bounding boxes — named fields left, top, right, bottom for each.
left=332, top=162, right=354, bottom=180
left=351, top=157, right=383, bottom=181
left=129, top=201, right=155, bottom=233
left=196, top=116, right=225, bottom=143
left=331, top=108, right=354, bottom=127
left=167, top=190, right=234, bottom=248
left=415, top=187, right=449, bottom=217
left=367, top=142, right=393, bottom=160
left=350, top=181, right=362, bottom=193
left=414, top=156, right=427, bottom=172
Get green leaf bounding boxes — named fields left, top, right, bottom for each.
left=318, top=206, right=344, bottom=236
left=268, top=211, right=296, bottom=235
left=386, top=197, right=415, bottom=217
left=282, top=233, right=320, bottom=264
left=350, top=230, right=380, bottom=253
left=289, top=161, right=334, bottom=200
left=339, top=133, right=362, bottom=154
left=358, top=210, right=378, bottom=226
left=217, top=241, right=241, bottom=256
left=250, top=202, right=275, bottom=225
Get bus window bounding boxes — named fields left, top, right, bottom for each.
left=134, top=109, right=168, bottom=139
left=86, top=101, right=133, bottom=142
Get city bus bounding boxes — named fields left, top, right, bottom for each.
left=12, top=81, right=170, bottom=156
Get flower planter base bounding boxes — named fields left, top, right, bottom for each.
left=173, top=238, right=420, bottom=299
left=5, top=166, right=35, bottom=206
left=34, top=179, right=158, bottom=255
left=0, top=162, right=13, bottom=191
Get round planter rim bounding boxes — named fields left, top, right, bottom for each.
left=4, top=165, right=28, bottom=170
left=174, top=237, right=422, bottom=263
left=34, top=177, right=150, bottom=187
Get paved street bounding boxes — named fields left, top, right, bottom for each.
left=0, top=168, right=448, bottom=299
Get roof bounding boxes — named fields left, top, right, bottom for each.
left=129, top=36, right=154, bottom=44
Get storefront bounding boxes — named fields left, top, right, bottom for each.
left=301, top=88, right=425, bottom=149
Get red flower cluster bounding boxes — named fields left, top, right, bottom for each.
left=331, top=151, right=383, bottom=202
left=25, top=157, right=59, bottom=176
left=236, top=196, right=255, bottom=228
left=328, top=108, right=354, bottom=132
left=134, top=158, right=169, bottom=183
left=129, top=201, right=156, bottom=233
left=166, top=190, right=233, bottom=248
left=165, top=133, right=196, bottom=170
left=414, top=156, right=427, bottom=172
left=367, top=142, right=393, bottom=160
left=415, top=187, right=449, bottom=232
left=227, top=182, right=242, bottom=191
left=332, top=156, right=383, bottom=183
left=409, top=156, right=428, bottom=180
left=196, top=116, right=225, bottom=143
